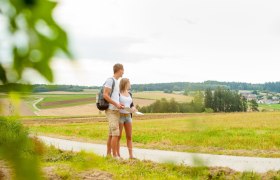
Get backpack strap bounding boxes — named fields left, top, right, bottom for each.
left=110, top=77, right=115, bottom=97
left=129, top=92, right=134, bottom=108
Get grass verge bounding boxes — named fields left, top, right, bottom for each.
left=41, top=145, right=280, bottom=179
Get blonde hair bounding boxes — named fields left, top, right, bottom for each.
left=119, top=78, right=130, bottom=93
left=113, top=63, right=123, bottom=74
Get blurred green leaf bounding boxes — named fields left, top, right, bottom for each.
left=2, top=0, right=73, bottom=84
left=0, top=64, right=7, bottom=84
left=0, top=0, right=74, bottom=179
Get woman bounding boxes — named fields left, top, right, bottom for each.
left=117, top=78, right=137, bottom=159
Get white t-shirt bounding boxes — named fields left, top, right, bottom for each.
left=104, top=77, right=120, bottom=110
left=119, top=94, right=133, bottom=114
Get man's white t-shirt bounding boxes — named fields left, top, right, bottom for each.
left=104, top=77, right=120, bottom=110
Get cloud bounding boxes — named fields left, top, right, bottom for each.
left=69, top=36, right=163, bottom=62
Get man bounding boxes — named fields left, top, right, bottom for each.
left=103, top=63, right=124, bottom=158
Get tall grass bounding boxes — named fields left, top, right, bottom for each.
left=0, top=117, right=42, bottom=179
left=42, top=146, right=279, bottom=179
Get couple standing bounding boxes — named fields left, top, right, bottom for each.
left=103, top=63, right=137, bottom=159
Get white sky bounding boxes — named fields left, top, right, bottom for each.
left=27, top=0, right=280, bottom=86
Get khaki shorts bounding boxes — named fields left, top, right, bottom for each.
left=105, top=109, right=120, bottom=136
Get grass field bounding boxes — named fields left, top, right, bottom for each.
left=40, top=146, right=278, bottom=179
left=29, top=112, right=280, bottom=158
left=259, top=104, right=280, bottom=111
left=36, top=94, right=96, bottom=109
left=133, top=91, right=193, bottom=103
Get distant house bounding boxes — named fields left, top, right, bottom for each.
left=240, top=93, right=257, bottom=101
left=258, top=99, right=279, bottom=104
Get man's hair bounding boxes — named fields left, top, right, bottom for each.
left=119, top=78, right=130, bottom=93
left=113, top=63, right=124, bottom=74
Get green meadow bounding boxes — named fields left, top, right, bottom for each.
left=29, top=112, right=280, bottom=158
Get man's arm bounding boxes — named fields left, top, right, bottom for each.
left=103, top=87, right=123, bottom=109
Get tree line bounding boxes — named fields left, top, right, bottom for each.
left=132, top=81, right=280, bottom=92
left=1, top=81, right=280, bottom=93
left=0, top=83, right=96, bottom=92
left=139, top=92, right=205, bottom=113
left=139, top=88, right=259, bottom=113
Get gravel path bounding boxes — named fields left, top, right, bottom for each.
left=38, top=136, right=280, bottom=173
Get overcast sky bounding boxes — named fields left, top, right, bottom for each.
left=25, top=0, right=280, bottom=86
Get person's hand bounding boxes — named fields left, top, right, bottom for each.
left=131, top=107, right=138, bottom=112
left=116, top=103, right=124, bottom=109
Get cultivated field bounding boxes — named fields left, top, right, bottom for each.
left=28, top=112, right=280, bottom=158
left=133, top=91, right=193, bottom=102
left=36, top=94, right=96, bottom=109
left=0, top=91, right=156, bottom=116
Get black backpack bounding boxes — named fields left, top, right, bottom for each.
left=96, top=78, right=115, bottom=111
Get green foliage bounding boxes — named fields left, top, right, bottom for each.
left=139, top=97, right=204, bottom=113
left=204, top=87, right=247, bottom=112
left=131, top=81, right=280, bottom=93
left=39, top=145, right=280, bottom=179
left=0, top=0, right=72, bottom=84
left=249, top=99, right=259, bottom=112
left=0, top=0, right=72, bottom=179
left=30, top=112, right=280, bottom=157
left=204, top=108, right=214, bottom=113
left=44, top=146, right=75, bottom=162
left=204, top=88, right=213, bottom=109
left=0, top=83, right=94, bottom=92
left=183, top=89, right=189, bottom=96
left=163, top=89, right=173, bottom=93
left=0, top=117, right=42, bottom=179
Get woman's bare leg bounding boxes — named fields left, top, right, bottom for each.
left=124, top=122, right=133, bottom=158
left=117, top=123, right=124, bottom=157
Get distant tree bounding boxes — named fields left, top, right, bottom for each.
left=168, top=98, right=180, bottom=112
left=183, top=89, right=189, bottom=96
left=206, top=87, right=247, bottom=112
left=252, top=90, right=258, bottom=95
left=139, top=98, right=202, bottom=113
left=173, top=85, right=180, bottom=91
left=193, top=91, right=204, bottom=112
left=204, top=88, right=213, bottom=109
left=164, top=89, right=173, bottom=93
left=241, top=96, right=248, bottom=112
left=249, top=100, right=259, bottom=112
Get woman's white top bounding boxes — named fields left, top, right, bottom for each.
left=119, top=94, right=132, bottom=114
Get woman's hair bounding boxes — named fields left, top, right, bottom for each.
left=119, top=78, right=130, bottom=92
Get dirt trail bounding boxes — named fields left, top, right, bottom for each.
left=0, top=98, right=35, bottom=116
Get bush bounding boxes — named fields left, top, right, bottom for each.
left=139, top=98, right=204, bottom=113
left=0, top=117, right=42, bottom=179
left=204, top=108, right=214, bottom=113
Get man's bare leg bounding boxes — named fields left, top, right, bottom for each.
left=111, top=136, right=119, bottom=157
left=107, top=135, right=112, bottom=156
